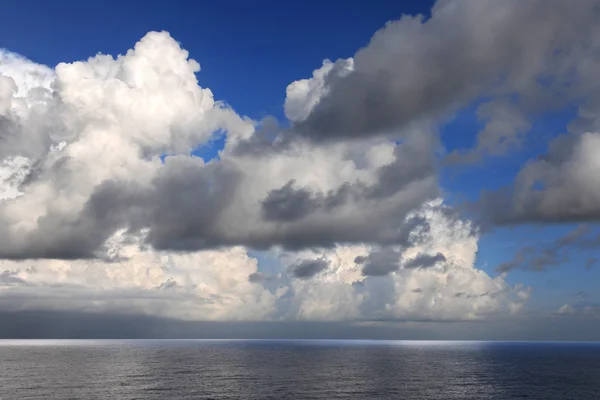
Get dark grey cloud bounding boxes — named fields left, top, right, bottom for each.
left=358, top=249, right=447, bottom=277
left=261, top=180, right=330, bottom=222
left=293, top=0, right=598, bottom=140
left=248, top=272, right=271, bottom=283
left=496, top=225, right=593, bottom=273
left=497, top=246, right=564, bottom=273
left=142, top=157, right=243, bottom=252
left=0, top=154, right=240, bottom=259
left=454, top=291, right=489, bottom=299
left=477, top=132, right=600, bottom=227
left=228, top=116, right=296, bottom=157
left=261, top=131, right=438, bottom=227
left=404, top=252, right=446, bottom=269
left=0, top=177, right=149, bottom=260
left=288, top=259, right=329, bottom=279
left=496, top=247, right=531, bottom=274
left=365, top=133, right=437, bottom=199
left=358, top=249, right=402, bottom=276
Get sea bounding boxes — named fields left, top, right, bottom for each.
left=0, top=340, right=599, bottom=399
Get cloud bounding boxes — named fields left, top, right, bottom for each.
left=0, top=231, right=282, bottom=321
left=553, top=304, right=600, bottom=318
left=445, top=99, right=531, bottom=164
left=0, top=269, right=29, bottom=287
left=0, top=14, right=539, bottom=326
left=555, top=304, right=576, bottom=315
left=292, top=0, right=599, bottom=140
left=0, top=34, right=441, bottom=258
left=248, top=271, right=275, bottom=283
left=357, top=248, right=402, bottom=276
left=0, top=198, right=529, bottom=323
left=276, top=200, right=529, bottom=322
left=496, top=225, right=591, bottom=273
left=261, top=179, right=326, bottom=222
left=288, top=259, right=329, bottom=279
left=404, top=252, right=446, bottom=269
left=480, top=132, right=600, bottom=226
left=284, top=58, right=354, bottom=123
left=15, top=0, right=597, bottom=260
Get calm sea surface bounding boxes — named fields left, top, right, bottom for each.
left=0, top=340, right=599, bottom=399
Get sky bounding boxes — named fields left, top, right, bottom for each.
left=0, top=0, right=599, bottom=340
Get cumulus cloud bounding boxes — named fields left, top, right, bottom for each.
left=554, top=304, right=600, bottom=318
left=288, top=259, right=329, bottom=279
left=292, top=0, right=599, bottom=141
left=0, top=33, right=442, bottom=258
left=2, top=0, right=559, bottom=326
left=0, top=199, right=527, bottom=323
left=404, top=252, right=446, bottom=269
left=272, top=200, right=529, bottom=322
left=480, top=132, right=600, bottom=225
left=356, top=248, right=402, bottom=276
left=0, top=231, right=282, bottom=321
left=496, top=225, right=593, bottom=273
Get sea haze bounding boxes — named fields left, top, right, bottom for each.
left=0, top=340, right=599, bottom=399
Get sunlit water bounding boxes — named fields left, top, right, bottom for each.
left=1, top=340, right=599, bottom=399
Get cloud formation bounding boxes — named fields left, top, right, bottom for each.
left=0, top=35, right=442, bottom=258
left=292, top=0, right=599, bottom=142
left=481, top=132, right=600, bottom=226
left=1, top=30, right=493, bottom=324
left=495, top=225, right=594, bottom=273
left=288, top=259, right=329, bottom=279
left=7, top=0, right=600, bottom=327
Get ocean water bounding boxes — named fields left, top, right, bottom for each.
left=0, top=340, right=599, bottom=399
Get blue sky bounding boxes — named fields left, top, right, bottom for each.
left=1, top=0, right=598, bottom=324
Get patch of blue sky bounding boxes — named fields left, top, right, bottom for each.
left=190, top=133, right=227, bottom=162
left=476, top=223, right=600, bottom=302
left=439, top=97, right=583, bottom=292
left=248, top=249, right=283, bottom=277
left=440, top=100, right=579, bottom=203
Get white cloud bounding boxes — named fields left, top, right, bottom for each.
left=262, top=200, right=529, bottom=322
left=556, top=304, right=576, bottom=315
left=284, top=58, right=354, bottom=122
left=0, top=230, right=281, bottom=321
